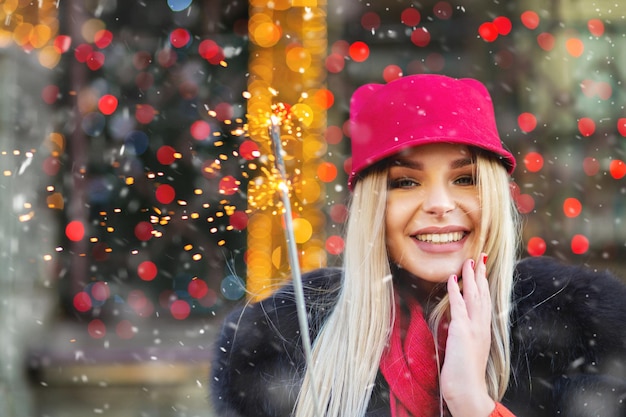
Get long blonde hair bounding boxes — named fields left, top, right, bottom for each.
left=295, top=154, right=520, bottom=416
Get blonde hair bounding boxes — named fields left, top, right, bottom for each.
left=295, top=154, right=520, bottom=416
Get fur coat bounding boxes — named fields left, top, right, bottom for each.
left=210, top=256, right=626, bottom=416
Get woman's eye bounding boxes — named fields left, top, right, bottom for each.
left=455, top=175, right=475, bottom=185
left=389, top=178, right=419, bottom=188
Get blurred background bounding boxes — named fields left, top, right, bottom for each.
left=0, top=0, right=625, bottom=416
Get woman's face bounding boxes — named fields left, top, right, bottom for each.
left=385, top=143, right=481, bottom=287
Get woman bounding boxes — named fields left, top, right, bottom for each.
left=210, top=74, right=626, bottom=416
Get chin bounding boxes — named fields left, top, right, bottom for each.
left=392, top=262, right=457, bottom=285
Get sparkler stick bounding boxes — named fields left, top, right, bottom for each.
left=269, top=114, right=322, bottom=416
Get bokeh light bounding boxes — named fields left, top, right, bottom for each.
left=349, top=41, right=369, bottom=62
left=571, top=234, right=589, bottom=255
left=527, top=237, right=547, bottom=257
left=518, top=112, right=537, bottom=133
left=401, top=8, right=421, bottom=27
left=563, top=198, right=582, bottom=218
left=521, top=11, right=540, bottom=29
left=65, top=220, right=85, bottom=242
left=137, top=261, right=158, bottom=281
left=523, top=152, right=544, bottom=172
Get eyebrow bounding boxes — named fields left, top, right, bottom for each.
left=391, top=157, right=474, bottom=170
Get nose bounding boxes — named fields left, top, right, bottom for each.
left=422, top=183, right=456, bottom=216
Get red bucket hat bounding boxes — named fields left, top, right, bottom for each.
left=347, top=74, right=516, bottom=190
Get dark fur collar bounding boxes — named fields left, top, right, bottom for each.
left=211, top=256, right=626, bottom=416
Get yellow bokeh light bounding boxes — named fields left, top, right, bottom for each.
left=38, top=45, right=60, bottom=69
left=30, top=24, right=52, bottom=48
left=285, top=46, right=312, bottom=73
left=290, top=103, right=314, bottom=127
left=293, top=217, right=313, bottom=243
left=253, top=21, right=282, bottom=48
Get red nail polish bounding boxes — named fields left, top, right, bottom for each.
left=482, top=254, right=488, bottom=265
left=453, top=274, right=458, bottom=282
left=470, top=259, right=475, bottom=268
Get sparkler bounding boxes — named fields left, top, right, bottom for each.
left=268, top=113, right=321, bottom=416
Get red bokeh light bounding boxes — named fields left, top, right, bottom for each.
left=199, top=39, right=220, bottom=60
left=433, top=1, right=452, bottom=20
left=401, top=8, right=421, bottom=27
left=582, top=157, right=600, bottom=176
left=94, top=29, right=113, bottom=48
left=537, top=33, right=555, bottom=51
left=214, top=102, right=234, bottom=121
left=54, top=35, right=71, bottom=53
left=229, top=211, right=249, bottom=230
left=219, top=176, right=239, bottom=195
left=478, top=22, right=498, bottom=42
left=563, top=198, right=582, bottom=218
left=91, top=281, right=110, bottom=301
left=325, top=125, right=343, bottom=145
left=155, top=184, right=176, bottom=204
left=88, top=319, right=106, bottom=339
left=170, top=300, right=191, bottom=320
left=170, top=28, right=191, bottom=48
left=73, top=291, right=92, bottom=312
left=134, top=221, right=154, bottom=241
left=521, top=11, right=540, bottom=29
left=325, top=53, right=345, bottom=73
left=86, top=51, right=105, bottom=70
left=156, top=145, right=177, bottom=165
left=383, top=65, right=403, bottom=83
left=42, top=157, right=61, bottom=176
left=618, top=118, right=626, bottom=137
left=189, top=279, right=209, bottom=299
left=41, top=85, right=60, bottom=105
left=493, top=16, right=512, bottom=35
left=410, top=28, right=431, bottom=47
left=571, top=234, right=589, bottom=255
left=609, top=159, right=626, bottom=179
left=137, top=261, right=158, bottom=281
left=135, top=104, right=156, bottom=124
left=527, top=237, right=547, bottom=257
left=587, top=19, right=605, bottom=37
left=325, top=235, right=345, bottom=255
left=239, top=140, right=260, bottom=160
left=74, top=43, right=93, bottom=63
left=523, top=152, right=544, bottom=172
left=349, top=41, right=370, bottom=62
left=518, top=112, right=537, bottom=133
left=577, top=117, right=595, bottom=137
left=317, top=162, right=338, bottom=183
left=361, top=12, right=381, bottom=31
left=190, top=120, right=211, bottom=140
left=314, top=89, right=335, bottom=110
left=66, top=220, right=85, bottom=242
left=98, top=94, right=118, bottom=115
left=515, top=194, right=535, bottom=214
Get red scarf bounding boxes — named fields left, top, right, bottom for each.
left=379, top=296, right=448, bottom=417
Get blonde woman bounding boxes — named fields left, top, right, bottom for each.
left=211, top=75, right=626, bottom=417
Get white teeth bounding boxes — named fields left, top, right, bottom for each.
left=415, top=232, right=465, bottom=244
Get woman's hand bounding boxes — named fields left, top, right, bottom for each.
left=440, top=253, right=496, bottom=417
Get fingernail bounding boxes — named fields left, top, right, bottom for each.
left=470, top=259, right=475, bottom=268
left=482, top=254, right=488, bottom=265
left=453, top=274, right=458, bottom=283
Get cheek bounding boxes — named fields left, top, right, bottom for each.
left=385, top=197, right=412, bottom=233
